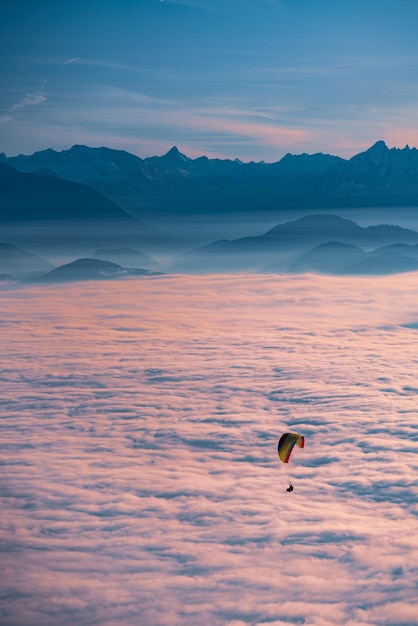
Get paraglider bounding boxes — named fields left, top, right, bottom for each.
left=278, top=432, right=305, bottom=492
left=278, top=432, right=305, bottom=463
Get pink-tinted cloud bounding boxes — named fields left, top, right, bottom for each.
left=1, top=273, right=418, bottom=625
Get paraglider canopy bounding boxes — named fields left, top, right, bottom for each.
left=278, top=432, right=305, bottom=464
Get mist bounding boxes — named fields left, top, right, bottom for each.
left=3, top=204, right=418, bottom=274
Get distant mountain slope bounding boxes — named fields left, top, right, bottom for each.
left=170, top=214, right=418, bottom=274
left=286, top=241, right=366, bottom=274
left=0, top=163, right=133, bottom=221
left=0, top=242, right=54, bottom=278
left=38, top=258, right=163, bottom=282
left=345, top=251, right=418, bottom=275
left=92, top=247, right=162, bottom=271
left=3, top=140, right=418, bottom=215
left=265, top=214, right=418, bottom=247
left=324, top=140, right=418, bottom=192
left=370, top=242, right=418, bottom=260
left=286, top=241, right=418, bottom=276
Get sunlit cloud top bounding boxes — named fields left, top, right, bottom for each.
left=2, top=273, right=418, bottom=625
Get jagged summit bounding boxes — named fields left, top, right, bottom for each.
left=354, top=140, right=418, bottom=162
left=161, top=146, right=189, bottom=162
left=368, top=139, right=387, bottom=150
left=354, top=140, right=389, bottom=166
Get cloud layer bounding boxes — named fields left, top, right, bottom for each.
left=1, top=273, right=418, bottom=625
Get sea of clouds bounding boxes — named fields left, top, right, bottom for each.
left=1, top=273, right=418, bottom=626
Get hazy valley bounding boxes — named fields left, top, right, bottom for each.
left=2, top=141, right=418, bottom=281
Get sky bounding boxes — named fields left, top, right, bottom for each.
left=2, top=0, right=418, bottom=161
left=2, top=273, right=418, bottom=625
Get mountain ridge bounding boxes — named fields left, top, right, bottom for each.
left=2, top=141, right=418, bottom=215
left=170, top=213, right=418, bottom=274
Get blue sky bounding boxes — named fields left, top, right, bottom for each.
left=1, top=0, right=418, bottom=160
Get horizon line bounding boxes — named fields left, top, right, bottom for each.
left=3, top=138, right=418, bottom=164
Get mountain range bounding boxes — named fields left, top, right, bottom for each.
left=3, top=214, right=418, bottom=281
left=2, top=140, right=418, bottom=218
left=2, top=141, right=418, bottom=278
left=169, top=214, right=418, bottom=274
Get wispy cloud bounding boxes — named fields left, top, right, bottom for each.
left=2, top=81, right=48, bottom=125
left=10, top=91, right=47, bottom=111
left=71, top=57, right=149, bottom=74
left=2, top=70, right=418, bottom=160
left=63, top=57, right=80, bottom=65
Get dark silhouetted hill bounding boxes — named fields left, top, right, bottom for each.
left=0, top=163, right=133, bottom=221
left=38, top=258, right=163, bottom=282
